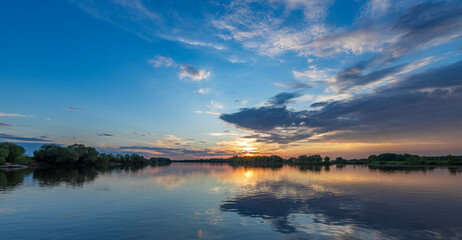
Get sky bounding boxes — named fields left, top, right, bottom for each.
left=1, top=0, right=462, bottom=159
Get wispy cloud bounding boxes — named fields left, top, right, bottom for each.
left=205, top=111, right=221, bottom=115
left=212, top=1, right=331, bottom=56
left=197, top=88, right=210, bottom=94
left=148, top=56, right=177, bottom=68
left=176, top=38, right=226, bottom=50
left=155, top=135, right=192, bottom=147
left=0, top=122, right=12, bottom=126
left=70, top=0, right=226, bottom=52
left=118, top=145, right=235, bottom=158
left=209, top=131, right=239, bottom=136
left=134, top=131, right=148, bottom=137
left=0, top=112, right=29, bottom=117
left=292, top=66, right=334, bottom=82
left=274, top=81, right=312, bottom=89
left=194, top=110, right=221, bottom=115
left=97, top=133, right=114, bottom=137
left=0, top=134, right=52, bottom=142
left=227, top=56, right=248, bottom=63
left=66, top=107, right=89, bottom=112
left=207, top=100, right=224, bottom=109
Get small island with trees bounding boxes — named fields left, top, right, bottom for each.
left=1, top=142, right=461, bottom=169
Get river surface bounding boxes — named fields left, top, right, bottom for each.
left=1, top=163, right=462, bottom=239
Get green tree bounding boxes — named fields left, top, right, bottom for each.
left=34, top=144, right=79, bottom=165
left=0, top=143, right=26, bottom=163
left=0, top=148, right=8, bottom=165
left=67, top=144, right=99, bottom=164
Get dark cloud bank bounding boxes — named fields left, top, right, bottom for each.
left=221, top=60, right=462, bottom=144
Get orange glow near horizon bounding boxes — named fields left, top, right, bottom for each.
left=237, top=140, right=258, bottom=156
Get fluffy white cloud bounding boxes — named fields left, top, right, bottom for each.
left=179, top=65, right=210, bottom=81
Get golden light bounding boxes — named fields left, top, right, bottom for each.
left=242, top=146, right=256, bottom=152
left=238, top=140, right=257, bottom=156
left=244, top=170, right=254, bottom=178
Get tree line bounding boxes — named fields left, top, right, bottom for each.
left=0, top=143, right=171, bottom=166
left=176, top=153, right=462, bottom=166
left=1, top=142, right=462, bottom=167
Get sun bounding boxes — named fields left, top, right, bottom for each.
left=238, top=140, right=257, bottom=156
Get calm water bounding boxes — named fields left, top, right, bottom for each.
left=1, top=164, right=462, bottom=240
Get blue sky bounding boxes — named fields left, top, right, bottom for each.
left=1, top=0, right=462, bottom=159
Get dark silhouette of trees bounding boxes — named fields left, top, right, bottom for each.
left=0, top=143, right=25, bottom=163
left=33, top=144, right=171, bottom=166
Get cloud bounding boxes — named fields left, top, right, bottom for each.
left=118, top=145, right=235, bottom=158
left=376, top=1, right=462, bottom=64
left=66, top=107, right=88, bottom=112
left=148, top=56, right=210, bottom=81
left=207, top=100, right=224, bottom=109
left=197, top=88, right=210, bottom=94
left=0, top=112, right=29, bottom=117
left=176, top=38, right=226, bottom=50
left=0, top=122, right=12, bottom=127
left=179, top=64, right=210, bottom=81
left=328, top=1, right=462, bottom=91
left=269, top=0, right=334, bottom=20
left=274, top=81, right=312, bottom=89
left=335, top=63, right=407, bottom=90
left=97, top=133, right=114, bottom=137
left=221, top=92, right=306, bottom=132
left=213, top=1, right=330, bottom=57
left=292, top=66, right=334, bottom=82
left=299, top=27, right=393, bottom=57
left=69, top=0, right=161, bottom=41
left=148, top=56, right=177, bottom=68
left=134, top=132, right=148, bottom=137
left=205, top=111, right=221, bottom=115
left=220, top=60, right=462, bottom=144
left=153, top=135, right=193, bottom=148
left=269, top=92, right=300, bottom=106
left=209, top=131, right=239, bottom=136
left=194, top=110, right=221, bottom=115
left=227, top=56, right=248, bottom=63
left=70, top=0, right=226, bottom=52
left=212, top=0, right=462, bottom=63
left=0, top=134, right=52, bottom=142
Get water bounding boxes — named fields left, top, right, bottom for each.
left=1, top=164, right=462, bottom=239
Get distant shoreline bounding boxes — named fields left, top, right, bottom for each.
left=2, top=142, right=462, bottom=169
